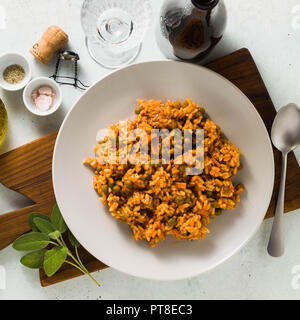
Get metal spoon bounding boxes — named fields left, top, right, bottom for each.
left=267, top=103, right=300, bottom=257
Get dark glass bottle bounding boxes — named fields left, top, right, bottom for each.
left=156, top=0, right=227, bottom=62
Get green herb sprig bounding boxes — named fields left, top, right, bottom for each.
left=13, top=204, right=100, bottom=286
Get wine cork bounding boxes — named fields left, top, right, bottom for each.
left=30, top=26, right=69, bottom=65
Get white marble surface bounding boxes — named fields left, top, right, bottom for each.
left=0, top=0, right=300, bottom=300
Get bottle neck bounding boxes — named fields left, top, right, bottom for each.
left=191, top=0, right=219, bottom=10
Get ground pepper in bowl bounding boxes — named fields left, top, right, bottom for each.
left=3, top=64, right=25, bottom=84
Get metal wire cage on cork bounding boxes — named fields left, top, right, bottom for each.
left=50, top=51, right=89, bottom=90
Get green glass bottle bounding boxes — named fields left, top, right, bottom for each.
left=0, top=98, right=8, bottom=146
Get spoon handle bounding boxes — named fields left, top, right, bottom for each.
left=267, top=153, right=287, bottom=257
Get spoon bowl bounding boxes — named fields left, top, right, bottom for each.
left=271, top=103, right=300, bottom=154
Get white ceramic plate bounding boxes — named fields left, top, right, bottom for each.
left=53, top=61, right=274, bottom=280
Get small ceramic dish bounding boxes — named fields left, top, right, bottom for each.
left=0, top=53, right=31, bottom=91
left=23, top=77, right=62, bottom=116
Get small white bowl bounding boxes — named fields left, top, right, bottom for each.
left=0, top=53, right=31, bottom=91
left=23, top=77, right=62, bottom=116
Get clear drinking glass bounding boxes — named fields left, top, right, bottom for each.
left=81, top=0, right=152, bottom=69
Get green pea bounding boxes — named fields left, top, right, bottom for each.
left=168, top=218, right=177, bottom=227
left=220, top=132, right=225, bottom=139
left=236, top=183, right=245, bottom=190
left=124, top=180, right=133, bottom=189
left=101, top=184, right=108, bottom=194
left=222, top=187, right=232, bottom=195
left=113, top=185, right=121, bottom=194
left=141, top=175, right=151, bottom=181
left=215, top=209, right=223, bottom=216
left=206, top=191, right=214, bottom=198
left=179, top=164, right=187, bottom=173
left=185, top=197, right=191, bottom=204
left=175, top=196, right=185, bottom=206
left=198, top=107, right=206, bottom=114
left=135, top=107, right=141, bottom=114
left=108, top=181, right=114, bottom=188
left=211, top=201, right=219, bottom=208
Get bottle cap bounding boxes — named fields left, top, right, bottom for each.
left=192, top=0, right=219, bottom=10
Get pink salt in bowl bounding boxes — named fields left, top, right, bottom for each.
left=23, top=77, right=62, bottom=116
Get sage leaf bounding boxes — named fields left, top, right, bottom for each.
left=43, top=246, right=68, bottom=277
left=20, top=250, right=45, bottom=269
left=48, top=230, right=61, bottom=240
left=13, top=232, right=50, bottom=251
left=51, top=204, right=67, bottom=233
left=33, top=217, right=55, bottom=235
left=28, top=212, right=51, bottom=232
left=13, top=204, right=101, bottom=286
left=68, top=231, right=80, bottom=248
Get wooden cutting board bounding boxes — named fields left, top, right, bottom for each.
left=0, top=48, right=299, bottom=287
